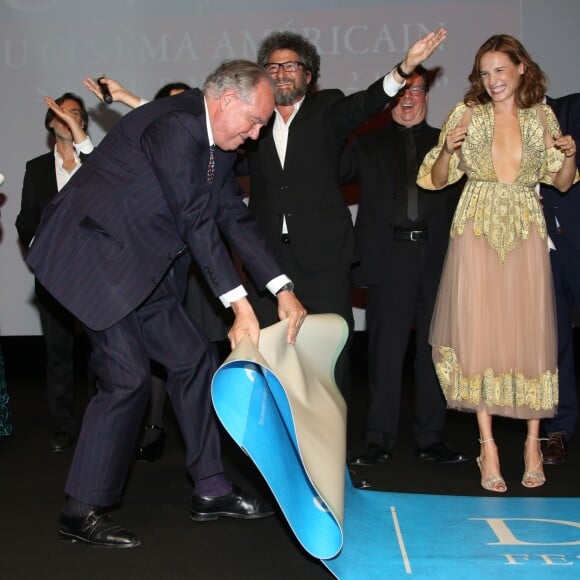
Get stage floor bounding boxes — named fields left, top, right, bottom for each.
left=1, top=334, right=578, bottom=579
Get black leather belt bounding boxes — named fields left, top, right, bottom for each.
left=393, top=227, right=428, bottom=241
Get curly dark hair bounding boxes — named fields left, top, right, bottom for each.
left=44, top=92, right=89, bottom=136
left=257, top=31, right=321, bottom=89
left=464, top=34, right=547, bottom=108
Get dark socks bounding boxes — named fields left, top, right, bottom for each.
left=61, top=497, right=99, bottom=518
left=193, top=474, right=233, bottom=497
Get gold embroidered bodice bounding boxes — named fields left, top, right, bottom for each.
left=418, top=102, right=568, bottom=262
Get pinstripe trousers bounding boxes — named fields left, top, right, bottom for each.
left=65, top=275, right=224, bottom=506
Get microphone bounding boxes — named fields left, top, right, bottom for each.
left=96, top=74, right=113, bottom=104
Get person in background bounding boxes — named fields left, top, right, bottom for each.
left=27, top=60, right=306, bottom=548
left=540, top=92, right=580, bottom=465
left=0, top=172, right=12, bottom=440
left=15, top=93, right=94, bottom=452
left=83, top=77, right=234, bottom=462
left=237, top=28, right=447, bottom=400
left=343, top=66, right=466, bottom=467
left=0, top=345, right=11, bottom=439
left=153, top=82, right=191, bottom=100
left=418, top=34, right=577, bottom=492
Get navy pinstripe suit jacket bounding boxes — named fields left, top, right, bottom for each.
left=26, top=89, right=282, bottom=331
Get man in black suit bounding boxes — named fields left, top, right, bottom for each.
left=16, top=93, right=94, bottom=452
left=240, top=28, right=447, bottom=398
left=26, top=60, right=307, bottom=549
left=343, top=67, right=466, bottom=466
left=540, top=93, right=580, bottom=464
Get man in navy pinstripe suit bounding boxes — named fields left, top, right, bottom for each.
left=26, top=60, right=307, bottom=548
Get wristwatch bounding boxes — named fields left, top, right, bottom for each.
left=396, top=61, right=412, bottom=79
left=276, top=281, right=295, bottom=295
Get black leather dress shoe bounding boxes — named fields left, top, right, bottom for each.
left=59, top=510, right=141, bottom=548
left=136, top=425, right=166, bottom=462
left=190, top=486, right=275, bottom=522
left=543, top=431, right=567, bottom=465
left=417, top=441, right=468, bottom=463
left=349, top=443, right=391, bottom=467
left=50, top=431, right=72, bottom=453
left=348, top=468, right=372, bottom=490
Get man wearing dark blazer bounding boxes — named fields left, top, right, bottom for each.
left=16, top=93, right=94, bottom=453
left=540, top=93, right=580, bottom=464
left=342, top=68, right=466, bottom=466
left=26, top=60, right=306, bottom=549
left=240, top=28, right=447, bottom=398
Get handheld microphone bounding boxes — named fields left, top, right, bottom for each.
left=96, top=74, right=113, bottom=104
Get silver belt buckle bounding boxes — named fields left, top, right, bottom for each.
left=410, top=230, right=421, bottom=241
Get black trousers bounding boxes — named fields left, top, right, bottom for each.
left=37, top=285, right=77, bottom=436
left=543, top=240, right=580, bottom=440
left=365, top=241, right=446, bottom=450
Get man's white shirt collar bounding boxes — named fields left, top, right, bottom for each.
left=203, top=96, right=215, bottom=147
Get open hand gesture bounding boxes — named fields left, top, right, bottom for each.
left=396, top=28, right=447, bottom=80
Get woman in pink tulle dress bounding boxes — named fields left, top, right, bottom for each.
left=418, top=35, right=578, bottom=492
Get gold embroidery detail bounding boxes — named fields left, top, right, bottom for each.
left=417, top=102, right=570, bottom=263
left=452, top=181, right=545, bottom=262
left=435, top=346, right=558, bottom=412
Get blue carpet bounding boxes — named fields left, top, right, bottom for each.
left=212, top=318, right=579, bottom=579
left=324, top=480, right=579, bottom=579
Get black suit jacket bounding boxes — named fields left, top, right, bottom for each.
left=242, top=78, right=393, bottom=273
left=16, top=151, right=90, bottom=304
left=342, top=121, right=461, bottom=287
left=541, top=94, right=580, bottom=253
left=16, top=152, right=59, bottom=249
left=26, top=89, right=282, bottom=331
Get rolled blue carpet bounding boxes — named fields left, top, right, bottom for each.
left=212, top=314, right=579, bottom=579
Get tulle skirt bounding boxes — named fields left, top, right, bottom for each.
left=430, top=222, right=558, bottom=419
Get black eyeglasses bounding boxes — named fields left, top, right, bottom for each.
left=265, top=61, right=305, bottom=74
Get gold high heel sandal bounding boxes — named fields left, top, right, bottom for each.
left=522, top=436, right=546, bottom=488
left=476, top=438, right=507, bottom=493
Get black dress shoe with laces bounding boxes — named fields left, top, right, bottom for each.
left=349, top=443, right=391, bottom=467
left=59, top=510, right=141, bottom=548
left=543, top=431, right=567, bottom=465
left=189, top=486, right=275, bottom=522
left=417, top=441, right=468, bottom=463
left=50, top=431, right=73, bottom=453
